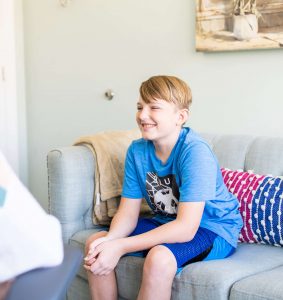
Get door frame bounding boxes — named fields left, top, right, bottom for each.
left=0, top=0, right=27, bottom=183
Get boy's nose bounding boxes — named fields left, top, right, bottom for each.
left=137, top=108, right=148, bottom=119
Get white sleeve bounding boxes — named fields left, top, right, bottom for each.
left=0, top=151, right=64, bottom=282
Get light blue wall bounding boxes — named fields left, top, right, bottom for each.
left=23, top=0, right=283, bottom=209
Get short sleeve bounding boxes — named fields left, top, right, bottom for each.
left=179, top=142, right=217, bottom=202
left=122, top=143, right=143, bottom=199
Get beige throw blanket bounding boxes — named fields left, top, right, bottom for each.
left=74, top=129, right=151, bottom=225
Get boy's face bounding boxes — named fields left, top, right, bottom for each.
left=136, top=97, right=188, bottom=144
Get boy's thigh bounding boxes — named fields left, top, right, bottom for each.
left=127, top=219, right=218, bottom=268
left=125, top=218, right=161, bottom=258
left=128, top=218, right=160, bottom=236
left=162, top=227, right=217, bottom=268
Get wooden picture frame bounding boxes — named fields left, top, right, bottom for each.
left=196, top=0, right=283, bottom=52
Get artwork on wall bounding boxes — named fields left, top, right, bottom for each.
left=196, top=0, right=283, bottom=52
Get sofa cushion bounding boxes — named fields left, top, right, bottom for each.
left=222, top=168, right=283, bottom=247
left=230, top=265, right=283, bottom=300
left=69, top=232, right=283, bottom=300
left=115, top=243, right=283, bottom=300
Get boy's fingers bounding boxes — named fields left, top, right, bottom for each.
left=89, top=242, right=98, bottom=252
left=84, top=254, right=92, bottom=261
left=89, top=238, right=103, bottom=252
left=83, top=264, right=91, bottom=271
left=85, top=249, right=93, bottom=258
left=85, top=249, right=97, bottom=260
left=89, top=236, right=108, bottom=253
left=84, top=257, right=96, bottom=265
left=88, top=257, right=96, bottom=264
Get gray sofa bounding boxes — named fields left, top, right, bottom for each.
left=47, top=133, right=283, bottom=300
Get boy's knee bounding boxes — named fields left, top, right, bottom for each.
left=143, top=245, right=177, bottom=279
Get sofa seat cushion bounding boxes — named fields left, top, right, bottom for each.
left=70, top=229, right=283, bottom=300
left=116, top=243, right=283, bottom=300
left=230, top=265, right=283, bottom=300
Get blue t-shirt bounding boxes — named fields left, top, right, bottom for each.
left=122, top=127, right=243, bottom=248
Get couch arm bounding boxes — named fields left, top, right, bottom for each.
left=47, top=145, right=96, bottom=243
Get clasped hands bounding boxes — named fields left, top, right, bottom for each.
left=84, top=236, right=125, bottom=276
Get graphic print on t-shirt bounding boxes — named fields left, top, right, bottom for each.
left=146, top=172, right=180, bottom=216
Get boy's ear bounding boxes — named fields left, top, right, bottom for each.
left=177, top=109, right=189, bottom=125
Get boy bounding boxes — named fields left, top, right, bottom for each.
left=84, top=75, right=243, bottom=300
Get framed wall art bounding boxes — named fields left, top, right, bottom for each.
left=196, top=0, right=283, bottom=52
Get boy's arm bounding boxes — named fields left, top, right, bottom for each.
left=86, top=201, right=204, bottom=275
left=87, top=197, right=142, bottom=254
left=107, top=197, right=142, bottom=240
left=119, top=201, right=205, bottom=254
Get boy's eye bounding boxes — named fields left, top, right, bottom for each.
left=151, top=106, right=160, bottom=110
left=137, top=106, right=142, bottom=111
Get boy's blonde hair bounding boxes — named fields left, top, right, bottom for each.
left=139, top=75, right=192, bottom=110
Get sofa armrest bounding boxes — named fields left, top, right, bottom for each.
left=47, top=145, right=96, bottom=243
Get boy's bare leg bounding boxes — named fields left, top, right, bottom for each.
left=85, top=231, right=118, bottom=300
left=137, top=245, right=177, bottom=300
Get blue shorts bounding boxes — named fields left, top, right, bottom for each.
left=126, top=218, right=235, bottom=272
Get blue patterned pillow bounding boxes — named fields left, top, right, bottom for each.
left=222, top=168, right=283, bottom=247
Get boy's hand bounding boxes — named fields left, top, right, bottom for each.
left=86, top=239, right=125, bottom=276
left=84, top=236, right=110, bottom=263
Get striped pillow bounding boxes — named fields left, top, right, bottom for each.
left=221, top=168, right=283, bottom=247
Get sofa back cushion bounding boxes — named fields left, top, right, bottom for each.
left=201, top=134, right=283, bottom=176
left=221, top=168, right=283, bottom=247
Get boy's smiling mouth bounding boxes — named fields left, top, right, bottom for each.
left=141, top=123, right=156, bottom=129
